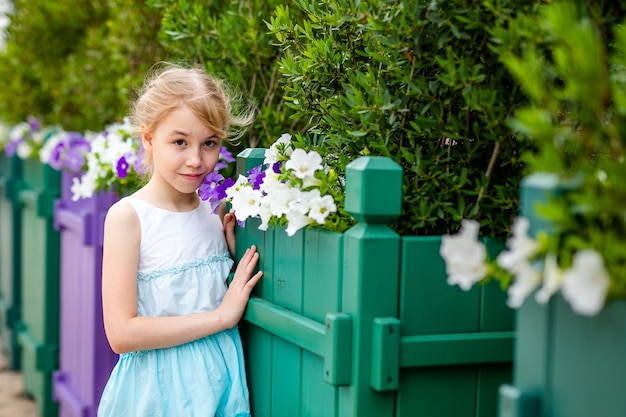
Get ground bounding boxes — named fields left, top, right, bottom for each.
left=0, top=339, right=38, bottom=417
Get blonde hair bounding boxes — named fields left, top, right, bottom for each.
left=131, top=63, right=255, bottom=171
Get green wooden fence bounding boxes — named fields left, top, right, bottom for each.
left=235, top=149, right=514, bottom=417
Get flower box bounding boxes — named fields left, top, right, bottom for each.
left=15, top=157, right=61, bottom=417
left=0, top=153, right=23, bottom=369
left=235, top=150, right=514, bottom=417
left=51, top=170, right=119, bottom=417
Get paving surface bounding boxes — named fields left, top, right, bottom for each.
left=0, top=341, right=38, bottom=417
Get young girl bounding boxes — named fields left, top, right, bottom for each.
left=98, top=64, right=263, bottom=417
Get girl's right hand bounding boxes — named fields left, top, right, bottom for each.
left=218, top=245, right=263, bottom=328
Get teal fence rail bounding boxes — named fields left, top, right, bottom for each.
left=235, top=149, right=514, bottom=417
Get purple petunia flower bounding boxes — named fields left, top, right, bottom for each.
left=220, top=146, right=235, bottom=163
left=247, top=165, right=266, bottom=190
left=64, top=148, right=86, bottom=172
left=28, top=118, right=40, bottom=131
left=198, top=171, right=227, bottom=213
left=48, top=142, right=68, bottom=170
left=4, top=139, right=21, bottom=157
left=116, top=155, right=130, bottom=178
left=199, top=171, right=224, bottom=198
left=215, top=161, right=228, bottom=171
left=216, top=177, right=235, bottom=200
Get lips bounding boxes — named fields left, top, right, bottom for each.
left=180, top=173, right=204, bottom=182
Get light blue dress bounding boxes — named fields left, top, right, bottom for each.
left=98, top=196, right=250, bottom=417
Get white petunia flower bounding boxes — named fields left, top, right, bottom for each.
left=39, top=131, right=63, bottom=164
left=535, top=254, right=564, bottom=304
left=9, top=122, right=29, bottom=142
left=225, top=175, right=252, bottom=199
left=265, top=183, right=301, bottom=217
left=439, top=219, right=488, bottom=291
left=506, top=263, right=542, bottom=308
left=263, top=133, right=292, bottom=165
left=497, top=216, right=539, bottom=274
left=285, top=148, right=323, bottom=179
left=230, top=186, right=262, bottom=223
left=308, top=194, right=336, bottom=224
left=16, top=142, right=33, bottom=159
left=71, top=175, right=96, bottom=201
left=561, top=249, right=610, bottom=316
left=288, top=188, right=314, bottom=215
left=285, top=209, right=314, bottom=236
left=257, top=204, right=274, bottom=231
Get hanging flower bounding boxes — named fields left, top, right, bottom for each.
left=71, top=118, right=143, bottom=201
left=198, top=169, right=235, bottom=214
left=561, top=249, right=610, bottom=316
left=506, top=263, right=542, bottom=309
left=284, top=148, right=323, bottom=180
left=439, top=220, right=488, bottom=291
left=535, top=254, right=564, bottom=304
left=40, top=130, right=91, bottom=172
left=5, top=117, right=57, bottom=160
left=200, top=133, right=344, bottom=236
left=496, top=217, right=539, bottom=275
left=440, top=216, right=614, bottom=317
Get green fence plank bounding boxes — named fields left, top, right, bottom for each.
left=271, top=337, right=302, bottom=417
left=478, top=239, right=514, bottom=417
left=244, top=325, right=273, bottom=417
left=303, top=229, right=343, bottom=322
left=302, top=351, right=337, bottom=417
left=396, top=367, right=477, bottom=417
left=400, top=236, right=480, bottom=334
left=273, top=228, right=304, bottom=312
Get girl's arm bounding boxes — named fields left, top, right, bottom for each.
left=101, top=200, right=262, bottom=354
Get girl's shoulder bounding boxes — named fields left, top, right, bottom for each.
left=105, top=197, right=141, bottom=229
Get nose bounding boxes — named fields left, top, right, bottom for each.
left=186, top=148, right=202, bottom=167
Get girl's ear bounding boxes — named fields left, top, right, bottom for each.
left=141, top=124, right=153, bottom=151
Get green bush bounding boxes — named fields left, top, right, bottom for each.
left=494, top=0, right=626, bottom=297
left=54, top=0, right=166, bottom=131
left=0, top=0, right=104, bottom=126
left=0, top=0, right=164, bottom=131
left=151, top=0, right=309, bottom=150
left=266, top=0, right=543, bottom=237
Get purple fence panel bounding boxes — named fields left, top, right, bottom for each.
left=52, top=171, right=119, bottom=417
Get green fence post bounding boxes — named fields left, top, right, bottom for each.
left=340, top=156, right=402, bottom=417
left=234, top=148, right=268, bottom=294
left=0, top=154, right=23, bottom=370
left=499, top=172, right=572, bottom=417
left=234, top=148, right=274, bottom=415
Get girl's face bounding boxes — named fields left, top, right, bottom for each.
left=142, top=105, right=222, bottom=197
